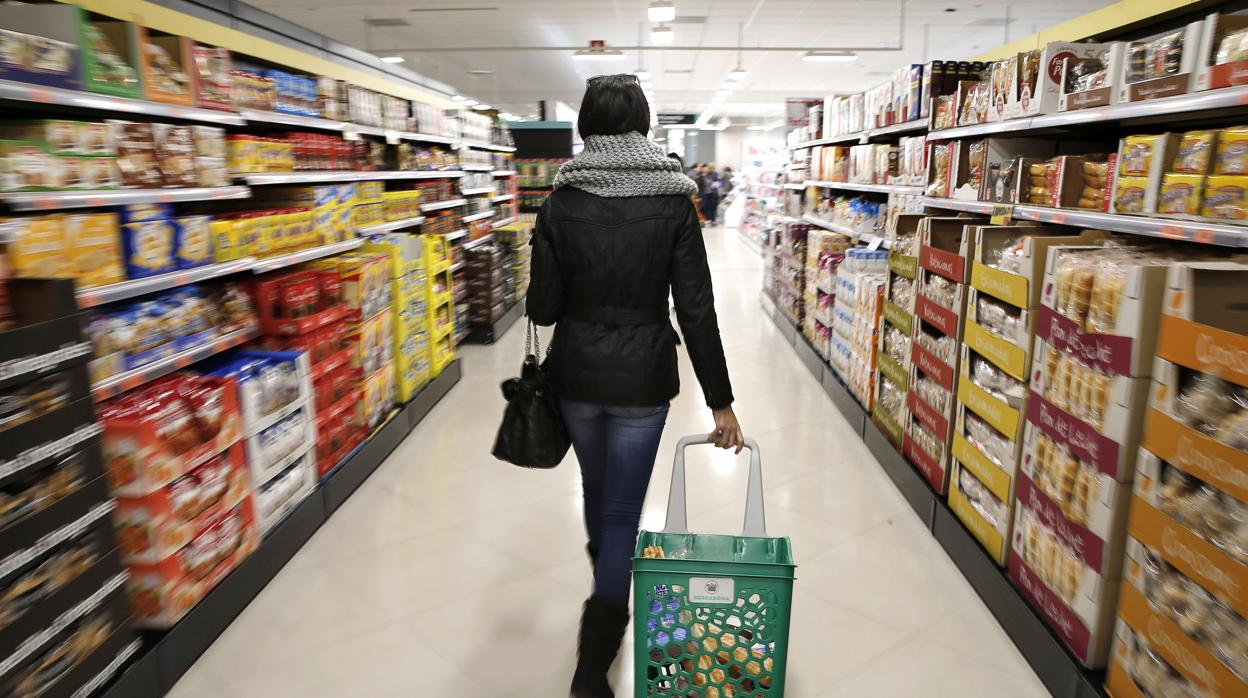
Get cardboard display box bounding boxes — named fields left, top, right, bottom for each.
left=1115, top=20, right=1205, bottom=104
left=1057, top=43, right=1125, bottom=112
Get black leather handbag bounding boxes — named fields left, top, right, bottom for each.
left=492, top=321, right=570, bottom=468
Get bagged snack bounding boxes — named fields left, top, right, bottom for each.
left=1202, top=175, right=1248, bottom=220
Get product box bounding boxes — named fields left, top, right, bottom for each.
left=121, top=219, right=175, bottom=278
left=78, top=12, right=143, bottom=99
left=948, top=444, right=1015, bottom=565
left=174, top=215, right=212, bottom=270
left=1020, top=427, right=1132, bottom=541
left=1057, top=43, right=1125, bottom=112
left=1007, top=489, right=1123, bottom=667
left=243, top=403, right=315, bottom=488
left=100, top=378, right=242, bottom=497
left=108, top=120, right=161, bottom=189
left=1116, top=20, right=1206, bottom=103
left=66, top=212, right=123, bottom=288
left=137, top=27, right=194, bottom=106
left=253, top=451, right=315, bottom=534
left=0, top=4, right=83, bottom=90
left=970, top=226, right=1097, bottom=310
left=998, top=43, right=1109, bottom=118
left=1195, top=12, right=1248, bottom=90
left=190, top=44, right=233, bottom=110
left=112, top=442, right=248, bottom=564
left=125, top=496, right=258, bottom=628
left=6, top=214, right=71, bottom=278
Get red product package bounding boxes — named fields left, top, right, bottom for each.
left=317, top=269, right=343, bottom=309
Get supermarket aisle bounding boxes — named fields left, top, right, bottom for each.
left=167, top=226, right=1052, bottom=698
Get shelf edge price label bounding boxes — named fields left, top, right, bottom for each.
left=990, top=203, right=1014, bottom=225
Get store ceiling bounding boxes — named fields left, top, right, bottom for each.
left=246, top=0, right=1117, bottom=121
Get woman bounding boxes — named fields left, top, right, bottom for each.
left=527, top=74, right=744, bottom=698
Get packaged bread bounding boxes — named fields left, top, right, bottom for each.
left=1201, top=175, right=1248, bottom=220
left=1216, top=126, right=1248, bottom=175
left=6, top=214, right=70, bottom=277
left=1114, top=176, right=1149, bottom=213
left=1158, top=173, right=1204, bottom=215
left=1120, top=134, right=1162, bottom=176
left=1172, top=130, right=1217, bottom=174
left=66, top=212, right=123, bottom=288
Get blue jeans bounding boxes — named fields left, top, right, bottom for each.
left=561, top=400, right=670, bottom=608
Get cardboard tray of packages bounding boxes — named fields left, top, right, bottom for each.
left=970, top=226, right=1103, bottom=311
left=1019, top=424, right=1134, bottom=546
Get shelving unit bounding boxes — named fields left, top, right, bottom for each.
left=420, top=198, right=468, bottom=212
left=788, top=118, right=928, bottom=149
left=242, top=171, right=463, bottom=186
left=801, top=214, right=892, bottom=249
left=76, top=258, right=257, bottom=308
left=1, top=186, right=251, bottom=211
left=357, top=216, right=427, bottom=235
left=461, top=210, right=494, bottom=223
left=460, top=140, right=517, bottom=152
left=91, top=324, right=260, bottom=401
left=803, top=180, right=925, bottom=196
left=460, top=186, right=496, bottom=196
left=492, top=216, right=517, bottom=228
left=0, top=78, right=246, bottom=125
left=491, top=193, right=516, bottom=203
left=250, top=238, right=365, bottom=273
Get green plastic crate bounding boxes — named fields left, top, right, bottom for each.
left=633, top=435, right=795, bottom=697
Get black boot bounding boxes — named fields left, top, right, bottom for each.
left=570, top=598, right=629, bottom=698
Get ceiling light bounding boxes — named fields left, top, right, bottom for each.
left=650, top=24, right=674, bottom=44
left=460, top=99, right=478, bottom=107
left=647, top=0, right=676, bottom=23
left=472, top=103, right=492, bottom=111
left=379, top=55, right=405, bottom=64
left=634, top=69, right=651, bottom=81
left=747, top=126, right=768, bottom=131
left=452, top=95, right=470, bottom=102
left=803, top=50, right=858, bottom=62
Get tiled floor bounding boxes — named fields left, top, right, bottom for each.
left=167, top=226, right=1052, bottom=697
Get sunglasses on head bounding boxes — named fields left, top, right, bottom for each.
left=587, top=74, right=641, bottom=86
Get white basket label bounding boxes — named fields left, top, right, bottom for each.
left=688, top=577, right=735, bottom=605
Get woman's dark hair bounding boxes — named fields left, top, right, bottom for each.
left=578, top=74, right=651, bottom=137
left=668, top=152, right=684, bottom=169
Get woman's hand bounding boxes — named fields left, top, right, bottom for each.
left=710, top=406, right=745, bottom=453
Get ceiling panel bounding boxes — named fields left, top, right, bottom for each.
left=245, top=0, right=1118, bottom=119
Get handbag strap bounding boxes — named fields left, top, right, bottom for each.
left=524, top=318, right=552, bottom=360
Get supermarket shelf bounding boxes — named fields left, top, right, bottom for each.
left=736, top=227, right=763, bottom=255
left=455, top=328, right=471, bottom=345
left=460, top=164, right=495, bottom=172
left=250, top=238, right=364, bottom=274
left=98, top=360, right=462, bottom=698
left=787, top=120, right=927, bottom=150
left=869, top=119, right=928, bottom=138
left=801, top=214, right=891, bottom=248
left=492, top=216, right=517, bottom=228
left=461, top=140, right=517, bottom=152
left=357, top=216, right=426, bottom=235
left=443, top=229, right=469, bottom=241
left=449, top=260, right=465, bottom=272
left=237, top=108, right=344, bottom=131
left=91, top=324, right=259, bottom=400
left=464, top=298, right=525, bottom=345
left=491, top=193, right=516, bottom=203
left=420, top=198, right=468, bottom=212
left=783, top=183, right=806, bottom=190
left=461, top=210, right=494, bottom=223
left=803, top=180, right=925, bottom=196
left=399, top=132, right=457, bottom=145
left=77, top=257, right=256, bottom=308
left=763, top=293, right=1110, bottom=698
left=2, top=186, right=250, bottom=212
left=243, top=170, right=463, bottom=186
left=0, top=78, right=247, bottom=125
left=463, top=233, right=493, bottom=250
left=927, top=84, right=1248, bottom=141
left=789, top=133, right=863, bottom=149
left=460, top=186, right=496, bottom=196
left=925, top=198, right=1248, bottom=247
left=492, top=170, right=518, bottom=177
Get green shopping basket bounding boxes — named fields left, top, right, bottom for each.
left=633, top=434, right=795, bottom=698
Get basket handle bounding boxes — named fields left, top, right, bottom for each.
left=662, top=434, right=766, bottom=538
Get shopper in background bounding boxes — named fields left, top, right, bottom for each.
left=685, top=160, right=701, bottom=177
left=528, top=73, right=744, bottom=698
left=696, top=163, right=721, bottom=225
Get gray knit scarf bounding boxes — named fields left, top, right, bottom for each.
left=553, top=131, right=697, bottom=198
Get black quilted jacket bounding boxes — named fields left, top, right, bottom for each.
left=526, top=187, right=734, bottom=409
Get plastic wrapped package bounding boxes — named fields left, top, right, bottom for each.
left=889, top=275, right=914, bottom=308
left=909, top=417, right=944, bottom=462
left=927, top=144, right=950, bottom=197
left=1064, top=56, right=1108, bottom=94
left=1042, top=347, right=1112, bottom=428
left=917, top=329, right=957, bottom=364
left=1127, top=638, right=1208, bottom=698
left=1031, top=433, right=1101, bottom=527
left=1217, top=29, right=1248, bottom=65
left=958, top=465, right=1009, bottom=530
left=883, top=324, right=910, bottom=366
left=985, top=234, right=1034, bottom=276
left=923, top=272, right=959, bottom=309
left=1139, top=544, right=1248, bottom=681
left=969, top=352, right=1026, bottom=401
left=966, top=139, right=988, bottom=193
left=914, top=373, right=949, bottom=414
left=877, top=375, right=906, bottom=423
left=1156, top=461, right=1248, bottom=565
left=1017, top=511, right=1081, bottom=602
left=1173, top=371, right=1248, bottom=450
left=976, top=294, right=1027, bottom=344
left=1126, top=31, right=1185, bottom=84
left=964, top=410, right=1014, bottom=467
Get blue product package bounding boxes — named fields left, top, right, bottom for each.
left=175, top=215, right=214, bottom=269
left=122, top=302, right=175, bottom=370
left=122, top=219, right=176, bottom=278
left=121, top=203, right=172, bottom=225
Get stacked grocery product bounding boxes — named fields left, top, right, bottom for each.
left=248, top=266, right=354, bottom=477
left=204, top=351, right=316, bottom=535
left=1, top=119, right=228, bottom=193
left=903, top=217, right=977, bottom=494
left=802, top=230, right=848, bottom=357
left=228, top=183, right=359, bottom=253
left=463, top=240, right=516, bottom=329
left=773, top=223, right=809, bottom=326
left=362, top=234, right=433, bottom=403
left=1114, top=127, right=1248, bottom=221
left=493, top=222, right=532, bottom=300
left=101, top=370, right=257, bottom=628
left=948, top=226, right=1096, bottom=565
left=0, top=278, right=138, bottom=696
left=421, top=236, right=456, bottom=373
left=1007, top=244, right=1174, bottom=667
left=1105, top=261, right=1248, bottom=697
left=872, top=216, right=921, bottom=447
left=831, top=248, right=886, bottom=408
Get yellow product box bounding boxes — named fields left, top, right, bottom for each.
left=66, top=213, right=123, bottom=287
left=1200, top=175, right=1248, bottom=220
left=211, top=219, right=249, bottom=262
left=352, top=203, right=385, bottom=228
left=1215, top=125, right=1248, bottom=175
left=8, top=215, right=70, bottom=278
left=357, top=181, right=384, bottom=204
left=333, top=207, right=353, bottom=243
left=1118, top=134, right=1164, bottom=176
left=1113, top=176, right=1150, bottom=213
left=227, top=136, right=262, bottom=175
left=1157, top=173, right=1204, bottom=215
